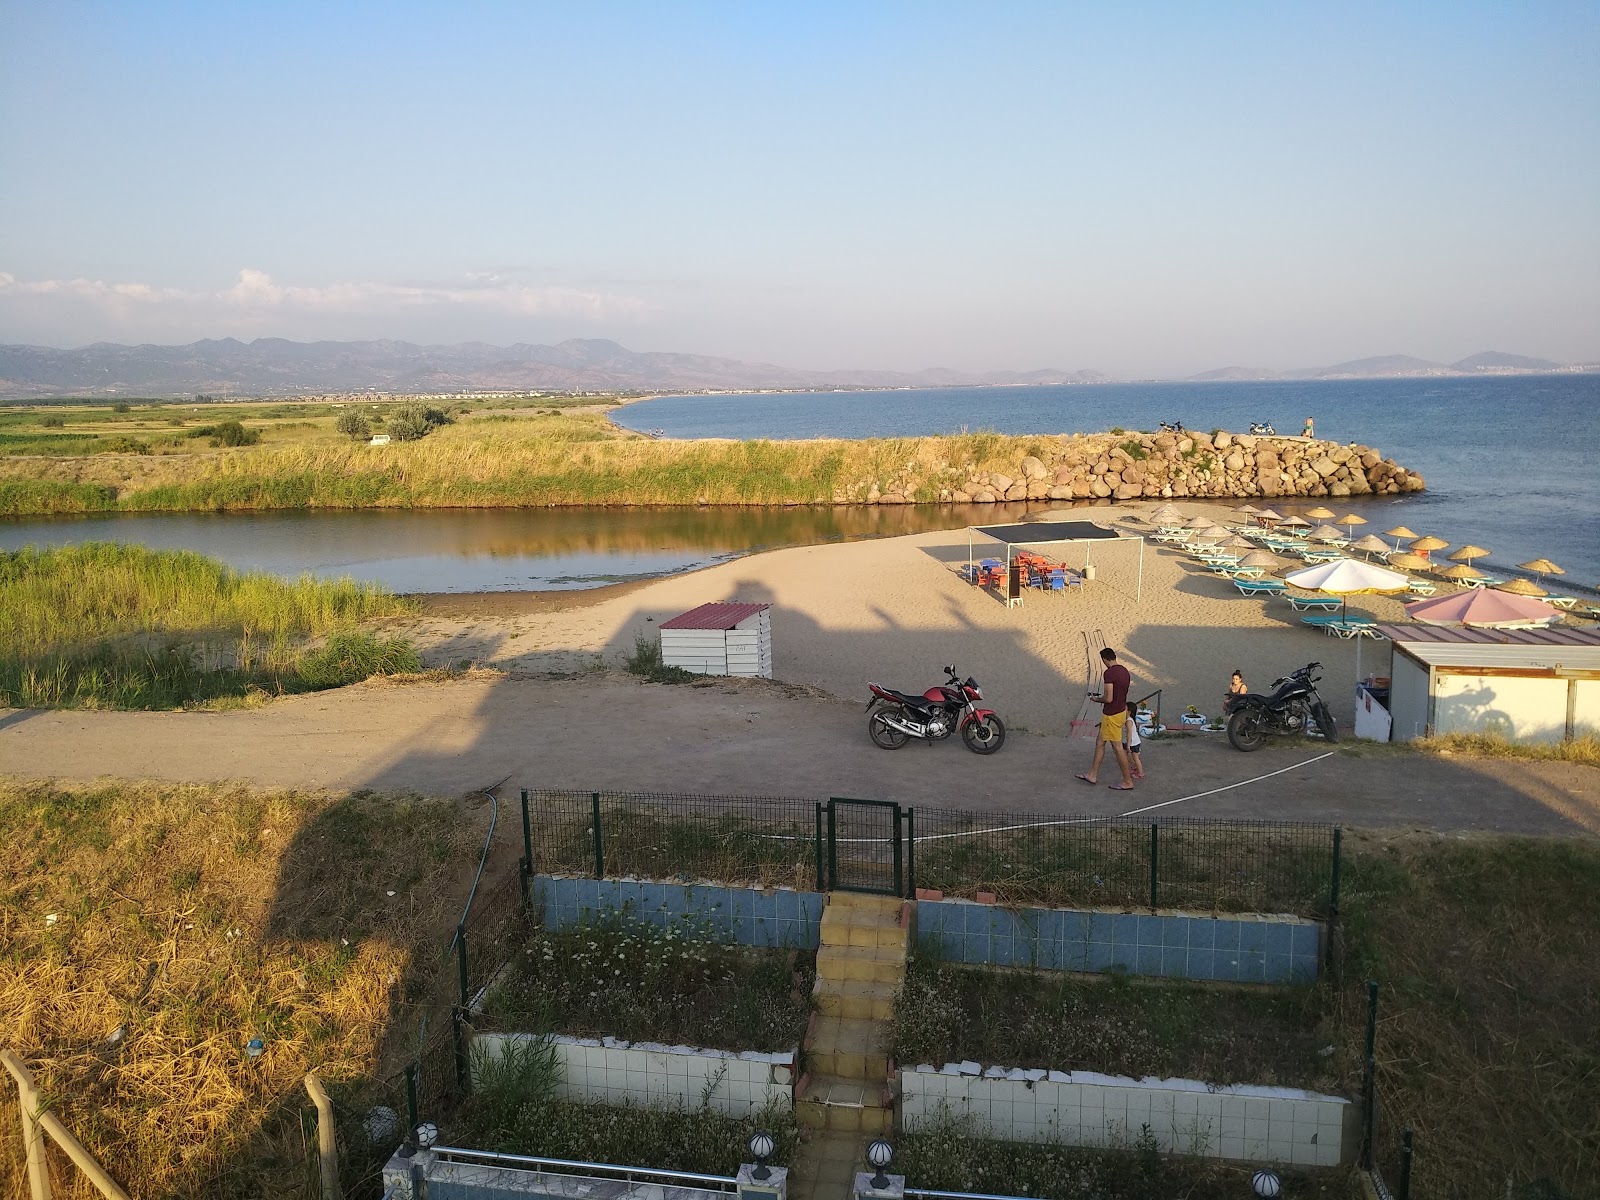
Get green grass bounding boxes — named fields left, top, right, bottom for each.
left=0, top=543, right=418, bottom=708
left=623, top=632, right=698, bottom=683
left=481, top=911, right=814, bottom=1052
left=1415, top=730, right=1600, bottom=767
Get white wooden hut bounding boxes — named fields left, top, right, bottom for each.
left=658, top=602, right=773, bottom=677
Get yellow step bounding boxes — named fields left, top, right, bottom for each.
left=814, top=976, right=897, bottom=1021
left=816, top=944, right=905, bottom=986
left=795, top=1075, right=893, bottom=1134
left=807, top=1015, right=890, bottom=1083
left=820, top=906, right=908, bottom=951
left=827, top=892, right=906, bottom=917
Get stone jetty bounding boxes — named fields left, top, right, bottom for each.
left=839, top=430, right=1424, bottom=505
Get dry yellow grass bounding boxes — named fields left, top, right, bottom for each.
left=0, top=779, right=480, bottom=1198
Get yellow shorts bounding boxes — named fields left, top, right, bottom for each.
left=1099, top=710, right=1127, bottom=742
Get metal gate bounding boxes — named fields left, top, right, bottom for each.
left=825, top=797, right=904, bottom=895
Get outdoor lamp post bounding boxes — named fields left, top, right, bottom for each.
left=749, top=1131, right=775, bottom=1181
left=867, top=1139, right=895, bottom=1190
left=1251, top=1167, right=1282, bottom=1197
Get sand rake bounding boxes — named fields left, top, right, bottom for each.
left=1069, top=628, right=1107, bottom=738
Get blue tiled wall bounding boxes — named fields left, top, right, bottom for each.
left=533, top=875, right=824, bottom=949
left=916, top=901, right=1321, bottom=984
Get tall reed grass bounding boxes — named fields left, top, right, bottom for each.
left=0, top=544, right=418, bottom=708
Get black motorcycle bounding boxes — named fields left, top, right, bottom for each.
left=1225, top=662, right=1338, bottom=751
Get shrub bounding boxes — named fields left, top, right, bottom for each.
left=387, top=402, right=452, bottom=442
left=96, top=436, right=151, bottom=454
left=1118, top=440, right=1149, bottom=461
left=38, top=415, right=65, bottom=428
left=335, top=411, right=372, bottom=441
left=623, top=632, right=696, bottom=683
left=296, top=630, right=420, bottom=688
left=209, top=420, right=259, bottom=447
left=111, top=402, right=131, bottom=413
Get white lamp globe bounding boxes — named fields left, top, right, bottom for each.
left=415, top=1122, right=439, bottom=1150
left=749, top=1131, right=775, bottom=1161
left=1252, top=1168, right=1282, bottom=1198
left=867, top=1140, right=894, bottom=1169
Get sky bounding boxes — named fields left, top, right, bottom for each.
left=1, top=1, right=1597, bottom=377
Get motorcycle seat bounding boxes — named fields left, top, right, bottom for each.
left=880, top=688, right=932, bottom=707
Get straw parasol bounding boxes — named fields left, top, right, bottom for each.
left=1337, top=512, right=1369, bottom=535
left=1496, top=578, right=1548, bottom=597
left=1256, top=508, right=1283, bottom=527
left=1519, top=558, right=1564, bottom=582
left=1439, top=564, right=1487, bottom=583
left=1448, top=544, right=1491, bottom=567
left=1410, top=535, right=1449, bottom=560
left=1351, top=534, right=1391, bottom=560
left=1308, top=523, right=1349, bottom=542
left=1184, top=515, right=1217, bottom=530
left=1305, top=506, right=1336, bottom=520
left=1238, top=550, right=1280, bottom=569
left=1388, top=552, right=1431, bottom=571
left=1385, top=524, right=1418, bottom=551
left=1190, top=530, right=1225, bottom=545
left=1234, top=504, right=1260, bottom=515
left=1279, top=515, right=1312, bottom=528
left=1222, top=534, right=1255, bottom=549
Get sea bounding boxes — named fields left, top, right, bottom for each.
left=616, top=374, right=1600, bottom=589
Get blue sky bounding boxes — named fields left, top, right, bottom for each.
left=2, top=1, right=1596, bottom=375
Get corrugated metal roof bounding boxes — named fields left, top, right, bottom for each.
left=659, top=602, right=772, bottom=631
left=1375, top=625, right=1600, bottom=647
left=972, top=521, right=1126, bottom=544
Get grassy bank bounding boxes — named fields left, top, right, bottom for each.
left=1, top=543, right=417, bottom=708
left=0, top=780, right=479, bottom=1199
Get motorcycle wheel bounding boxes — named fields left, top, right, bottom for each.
left=868, top=708, right=910, bottom=750
left=961, top=714, right=1006, bottom=755
left=1227, top=707, right=1267, bottom=752
left=1313, top=703, right=1340, bottom=743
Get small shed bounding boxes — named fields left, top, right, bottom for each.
left=658, top=602, right=773, bottom=677
left=1374, top=625, right=1600, bottom=743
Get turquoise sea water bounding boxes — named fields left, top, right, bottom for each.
left=618, top=375, right=1600, bottom=587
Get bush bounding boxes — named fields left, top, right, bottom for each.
left=296, top=631, right=420, bottom=688
left=623, top=633, right=697, bottom=684
left=334, top=411, right=372, bottom=441
left=111, top=402, right=131, bottom=413
left=387, top=402, right=453, bottom=442
left=1118, top=440, right=1149, bottom=461
left=209, top=420, right=259, bottom=447
left=38, top=415, right=64, bottom=428
left=95, top=436, right=150, bottom=455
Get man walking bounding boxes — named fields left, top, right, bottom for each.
left=1076, top=646, right=1135, bottom=790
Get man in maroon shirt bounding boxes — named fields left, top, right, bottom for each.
left=1076, top=646, right=1135, bottom=790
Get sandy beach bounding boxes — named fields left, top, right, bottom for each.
left=392, top=500, right=1415, bottom=732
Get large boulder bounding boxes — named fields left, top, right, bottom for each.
left=1114, top=482, right=1142, bottom=500
left=1005, top=483, right=1028, bottom=501
left=1311, top=456, right=1340, bottom=478
left=1224, top=451, right=1246, bottom=473
left=1020, top=455, right=1048, bottom=479
left=1090, top=479, right=1112, bottom=498
left=1047, top=485, right=1073, bottom=500
left=972, top=490, right=996, bottom=503
left=1214, top=431, right=1233, bottom=449
left=951, top=490, right=973, bottom=503
left=989, top=473, right=1013, bottom=493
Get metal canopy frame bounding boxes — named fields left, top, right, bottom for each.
left=967, top=524, right=1144, bottom=602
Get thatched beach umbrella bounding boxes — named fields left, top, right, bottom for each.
left=1184, top=515, right=1216, bottom=530
left=1519, top=558, right=1565, bottom=583
left=1222, top=534, right=1255, bottom=549
left=1256, top=508, right=1283, bottom=522
left=1385, top=524, right=1419, bottom=551
left=1351, top=534, right=1391, bottom=560
left=1496, top=577, right=1548, bottom=597
left=1388, top=552, right=1431, bottom=572
left=1279, top=515, right=1312, bottom=529
left=1238, top=550, right=1280, bottom=569
left=1448, top=544, right=1491, bottom=567
left=1190, top=530, right=1225, bottom=545
left=1410, top=535, right=1449, bottom=560
left=1305, top=506, right=1337, bottom=521
left=1337, top=512, right=1369, bottom=536
left=1309, top=523, right=1349, bottom=542
left=1439, top=564, right=1487, bottom=584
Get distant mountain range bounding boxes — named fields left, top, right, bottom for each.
left=0, top=338, right=1589, bottom=398
left=0, top=338, right=1107, bottom=398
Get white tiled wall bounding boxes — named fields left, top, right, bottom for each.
left=473, top=1031, right=794, bottom=1119
left=901, top=1064, right=1348, bottom=1167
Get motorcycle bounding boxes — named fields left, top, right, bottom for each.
left=865, top=666, right=1006, bottom=754
left=1225, top=661, right=1339, bottom=751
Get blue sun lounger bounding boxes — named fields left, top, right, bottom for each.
left=1235, top=579, right=1285, bottom=595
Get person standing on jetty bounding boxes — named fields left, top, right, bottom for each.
left=1302, top=416, right=1315, bottom=438
left=1076, top=647, right=1135, bottom=791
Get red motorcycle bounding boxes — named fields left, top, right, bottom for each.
left=865, top=666, right=1006, bottom=754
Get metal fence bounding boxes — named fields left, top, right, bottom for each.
left=521, top=789, right=1342, bottom=920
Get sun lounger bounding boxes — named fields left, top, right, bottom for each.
left=1301, top=614, right=1377, bottom=637
left=1235, top=579, right=1286, bottom=595
left=1299, top=549, right=1346, bottom=563
left=1404, top=580, right=1436, bottom=596
left=1285, top=595, right=1345, bottom=611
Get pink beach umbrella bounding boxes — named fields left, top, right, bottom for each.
left=1404, top=589, right=1560, bottom=629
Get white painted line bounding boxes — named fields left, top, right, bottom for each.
left=1115, top=752, right=1336, bottom=817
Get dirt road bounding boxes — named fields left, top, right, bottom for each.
left=4, top=673, right=1595, bottom=836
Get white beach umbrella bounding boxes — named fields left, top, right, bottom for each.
left=1285, top=558, right=1409, bottom=681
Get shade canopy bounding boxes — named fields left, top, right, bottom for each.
left=1388, top=552, right=1431, bottom=571
left=1221, top=534, right=1255, bottom=548
left=1234, top=504, right=1260, bottom=515
left=1385, top=526, right=1419, bottom=539
left=1238, top=550, right=1280, bottom=568
left=1308, top=523, right=1348, bottom=541
left=1184, top=515, right=1217, bottom=529
left=1448, top=544, right=1491, bottom=563
left=1411, top=535, right=1449, bottom=552
left=1519, top=558, right=1564, bottom=576
left=1279, top=515, right=1312, bottom=528
left=1191, top=531, right=1225, bottom=544
left=1405, top=588, right=1559, bottom=628
left=1352, top=534, right=1391, bottom=556
left=971, top=521, right=1124, bottom=544
left=1305, top=506, right=1336, bottom=520
left=1337, top=513, right=1369, bottom=527
left=1256, top=508, right=1283, bottom=521
left=1496, top=578, right=1548, bottom=597
left=1285, top=559, right=1409, bottom=595
left=1438, top=564, right=1487, bottom=581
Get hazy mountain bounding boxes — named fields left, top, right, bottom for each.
left=1187, top=352, right=1580, bottom=382
left=0, top=337, right=1107, bottom=398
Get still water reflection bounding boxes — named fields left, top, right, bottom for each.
left=0, top=503, right=1053, bottom=593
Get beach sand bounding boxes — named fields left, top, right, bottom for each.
left=393, top=501, right=1413, bottom=732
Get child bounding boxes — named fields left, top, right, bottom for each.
left=1124, top=699, right=1145, bottom=780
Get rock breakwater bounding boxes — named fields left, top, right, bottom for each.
left=836, top=430, right=1424, bottom=505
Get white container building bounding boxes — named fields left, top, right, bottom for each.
left=658, top=602, right=773, bottom=678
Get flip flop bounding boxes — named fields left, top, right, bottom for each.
left=1074, top=773, right=1096, bottom=785
left=1108, top=783, right=1136, bottom=791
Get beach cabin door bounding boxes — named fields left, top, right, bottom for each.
left=826, top=798, right=904, bottom=896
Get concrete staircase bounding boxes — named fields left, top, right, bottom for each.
left=789, top=892, right=908, bottom=1199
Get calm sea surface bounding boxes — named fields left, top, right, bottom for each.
left=619, top=375, right=1600, bottom=586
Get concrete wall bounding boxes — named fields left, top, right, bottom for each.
left=916, top=898, right=1322, bottom=984
left=901, top=1063, right=1349, bottom=1167
left=386, top=1152, right=731, bottom=1200
left=534, top=875, right=824, bottom=949
left=474, top=1031, right=794, bottom=1119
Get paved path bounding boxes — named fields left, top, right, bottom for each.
left=4, top=674, right=1596, bottom=836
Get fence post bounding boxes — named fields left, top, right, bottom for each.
left=1362, top=979, right=1378, bottom=1170
left=404, top=1060, right=419, bottom=1144
left=1398, top=1126, right=1413, bottom=1200
left=2, top=1050, right=52, bottom=1200
left=814, top=802, right=824, bottom=893
left=451, top=1007, right=469, bottom=1094
left=905, top=807, right=916, bottom=899
left=591, top=791, right=604, bottom=880
left=1327, top=826, right=1343, bottom=968
left=303, top=1073, right=342, bottom=1200
left=1148, top=823, right=1160, bottom=910
left=519, top=789, right=533, bottom=909
left=455, top=924, right=470, bottom=1009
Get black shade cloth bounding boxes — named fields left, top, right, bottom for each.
left=971, top=521, right=1125, bottom=544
